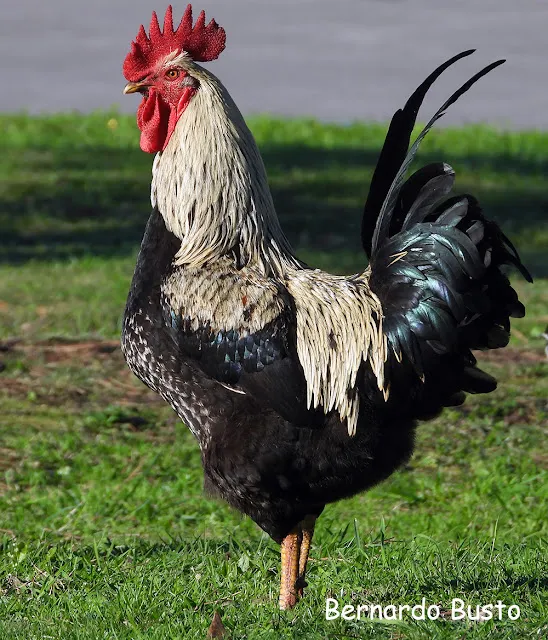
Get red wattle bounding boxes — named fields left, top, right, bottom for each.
left=136, top=88, right=170, bottom=153
left=162, top=87, right=198, bottom=151
left=135, top=86, right=197, bottom=154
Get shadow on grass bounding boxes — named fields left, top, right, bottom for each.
left=1, top=143, right=546, bottom=275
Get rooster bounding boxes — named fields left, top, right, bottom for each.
left=121, top=5, right=531, bottom=610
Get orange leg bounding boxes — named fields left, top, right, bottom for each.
left=279, top=528, right=301, bottom=610
left=279, top=515, right=317, bottom=610
left=297, top=515, right=316, bottom=598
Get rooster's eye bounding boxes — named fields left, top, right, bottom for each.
left=165, top=69, right=180, bottom=80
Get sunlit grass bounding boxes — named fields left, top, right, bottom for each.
left=0, top=113, right=546, bottom=638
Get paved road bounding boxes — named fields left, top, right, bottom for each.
left=2, top=0, right=547, bottom=127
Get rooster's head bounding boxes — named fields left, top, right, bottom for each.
left=123, top=4, right=226, bottom=153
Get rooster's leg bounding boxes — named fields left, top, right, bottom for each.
left=296, top=515, right=316, bottom=598
left=279, top=516, right=317, bottom=610
left=279, top=528, right=302, bottom=610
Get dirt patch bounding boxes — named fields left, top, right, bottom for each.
left=477, top=347, right=546, bottom=365
left=0, top=338, right=159, bottom=407
left=0, top=447, right=21, bottom=496
left=1, top=338, right=120, bottom=363
left=0, top=447, right=19, bottom=472
left=531, top=451, right=548, bottom=469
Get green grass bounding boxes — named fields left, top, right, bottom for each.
left=2, top=112, right=548, bottom=272
left=0, top=113, right=547, bottom=639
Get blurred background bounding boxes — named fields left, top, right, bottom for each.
left=2, top=0, right=548, bottom=127
left=0, top=0, right=546, bottom=358
left=1, top=0, right=547, bottom=272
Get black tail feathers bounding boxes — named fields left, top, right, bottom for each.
left=362, top=50, right=505, bottom=258
left=363, top=50, right=531, bottom=417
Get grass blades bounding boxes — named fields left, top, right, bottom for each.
left=1, top=341, right=546, bottom=639
left=0, top=113, right=546, bottom=638
left=1, top=113, right=548, bottom=272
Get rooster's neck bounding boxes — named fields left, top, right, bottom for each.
left=151, top=69, right=302, bottom=276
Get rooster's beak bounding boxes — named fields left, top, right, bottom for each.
left=123, top=81, right=146, bottom=95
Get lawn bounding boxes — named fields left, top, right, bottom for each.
left=0, top=113, right=546, bottom=639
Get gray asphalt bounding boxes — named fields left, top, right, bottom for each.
left=2, top=0, right=547, bottom=127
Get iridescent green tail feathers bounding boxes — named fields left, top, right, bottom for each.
left=362, top=51, right=532, bottom=415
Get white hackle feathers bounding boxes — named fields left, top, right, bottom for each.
left=151, top=58, right=301, bottom=277
left=287, top=269, right=387, bottom=436
left=162, top=257, right=286, bottom=335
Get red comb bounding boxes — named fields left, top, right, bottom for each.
left=123, top=4, right=226, bottom=81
